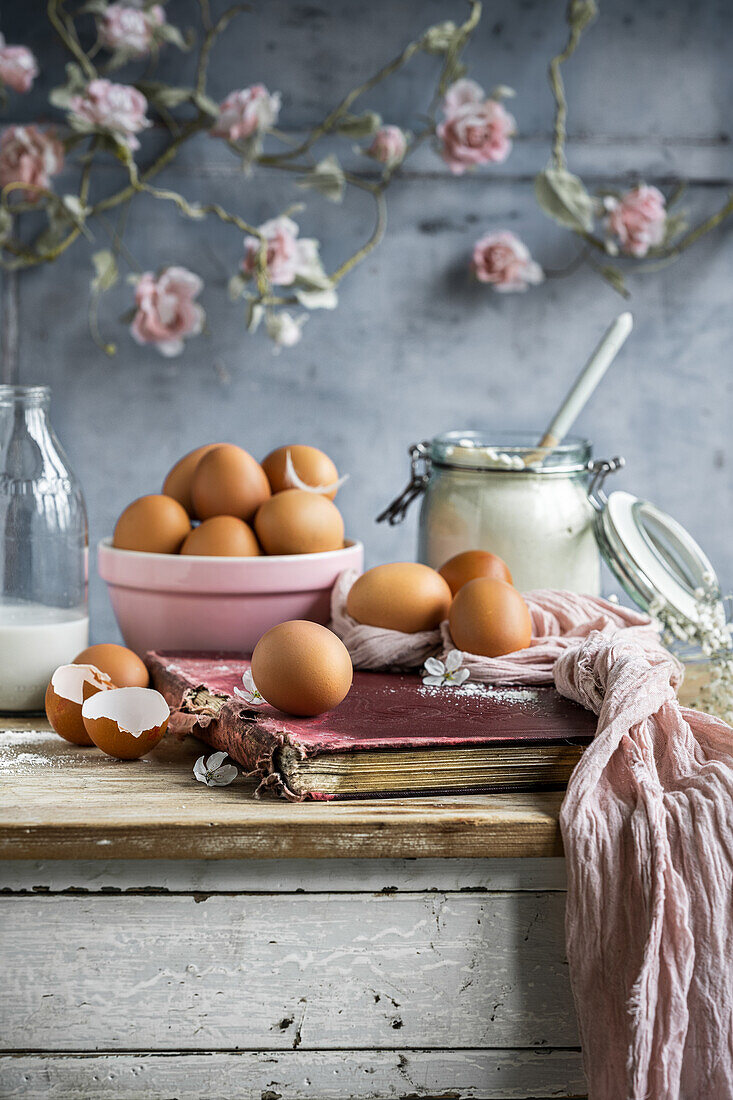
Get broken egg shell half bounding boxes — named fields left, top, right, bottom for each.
left=45, top=664, right=115, bottom=746
left=82, top=687, right=170, bottom=760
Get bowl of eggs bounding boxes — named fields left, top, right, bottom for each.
left=98, top=443, right=363, bottom=656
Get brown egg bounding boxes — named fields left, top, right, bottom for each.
left=113, top=494, right=191, bottom=554
left=439, top=549, right=513, bottom=595
left=191, top=444, right=271, bottom=522
left=74, top=644, right=150, bottom=688
left=181, top=516, right=261, bottom=557
left=346, top=563, right=452, bottom=633
left=45, top=664, right=114, bottom=746
left=163, top=444, right=221, bottom=517
left=82, top=687, right=169, bottom=760
left=251, top=620, right=353, bottom=716
left=254, top=489, right=344, bottom=555
left=261, top=444, right=340, bottom=499
left=448, top=577, right=532, bottom=658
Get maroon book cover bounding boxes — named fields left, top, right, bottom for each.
left=147, top=651, right=596, bottom=801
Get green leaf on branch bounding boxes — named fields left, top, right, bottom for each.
left=295, top=285, right=338, bottom=310
left=191, top=91, right=220, bottom=118
left=296, top=155, right=345, bottom=203
left=60, top=195, right=93, bottom=240
left=0, top=207, right=13, bottom=247
left=535, top=166, right=595, bottom=233
left=136, top=81, right=192, bottom=109
left=91, top=250, right=119, bottom=294
left=155, top=22, right=193, bottom=51
left=336, top=111, right=382, bottom=138
left=662, top=212, right=689, bottom=248
left=246, top=300, right=265, bottom=333
left=596, top=264, right=629, bottom=298
left=50, top=63, right=88, bottom=111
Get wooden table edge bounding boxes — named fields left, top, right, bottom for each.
left=0, top=818, right=564, bottom=860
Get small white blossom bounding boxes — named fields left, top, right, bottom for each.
left=422, top=649, right=470, bottom=688
left=194, top=751, right=239, bottom=787
left=233, top=668, right=265, bottom=706
left=266, top=310, right=307, bottom=351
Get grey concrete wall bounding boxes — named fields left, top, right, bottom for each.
left=1, top=0, right=731, bottom=641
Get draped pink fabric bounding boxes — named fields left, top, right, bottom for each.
left=331, top=573, right=733, bottom=1098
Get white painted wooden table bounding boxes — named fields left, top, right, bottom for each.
left=18, top=670, right=706, bottom=1100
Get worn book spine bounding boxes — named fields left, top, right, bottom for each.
left=149, top=660, right=300, bottom=799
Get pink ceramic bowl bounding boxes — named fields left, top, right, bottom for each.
left=97, top=537, right=363, bottom=656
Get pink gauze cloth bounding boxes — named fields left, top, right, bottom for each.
left=330, top=569, right=733, bottom=1098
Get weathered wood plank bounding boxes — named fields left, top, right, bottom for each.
left=0, top=857, right=567, bottom=894
left=0, top=666, right=706, bottom=862
left=2, top=893, right=578, bottom=1051
left=0, top=727, right=566, bottom=861
left=0, top=1050, right=587, bottom=1099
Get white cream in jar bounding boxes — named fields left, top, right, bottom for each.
left=414, top=432, right=602, bottom=595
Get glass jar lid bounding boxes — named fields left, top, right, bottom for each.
left=594, top=487, right=723, bottom=628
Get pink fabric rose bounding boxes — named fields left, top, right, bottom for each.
left=0, top=36, right=38, bottom=94
left=210, top=85, right=281, bottom=143
left=471, top=231, right=544, bottom=293
left=241, top=216, right=313, bottom=286
left=98, top=3, right=165, bottom=56
left=367, top=125, right=407, bottom=167
left=605, top=184, right=667, bottom=257
left=0, top=125, right=64, bottom=202
left=70, top=79, right=151, bottom=150
left=130, top=267, right=205, bottom=357
left=438, top=78, right=515, bottom=175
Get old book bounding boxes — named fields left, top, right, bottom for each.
left=147, top=652, right=595, bottom=801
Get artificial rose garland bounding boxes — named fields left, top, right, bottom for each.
left=0, top=1, right=730, bottom=358
left=0, top=35, right=38, bottom=95
left=69, top=78, right=151, bottom=150
left=604, top=185, right=667, bottom=258
left=210, top=85, right=281, bottom=144
left=130, top=267, right=205, bottom=357
left=0, top=126, right=64, bottom=202
left=241, top=216, right=324, bottom=287
left=97, top=3, right=166, bottom=57
left=437, top=78, right=515, bottom=175
left=367, top=125, right=408, bottom=167
left=471, top=231, right=544, bottom=293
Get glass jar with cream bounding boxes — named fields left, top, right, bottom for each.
left=379, top=431, right=619, bottom=595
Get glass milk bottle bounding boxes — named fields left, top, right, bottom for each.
left=0, top=386, right=89, bottom=710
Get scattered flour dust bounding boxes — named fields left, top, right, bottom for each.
left=0, top=729, right=60, bottom=770
left=419, top=681, right=540, bottom=707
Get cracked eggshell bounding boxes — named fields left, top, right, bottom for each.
left=113, top=494, right=191, bottom=554
left=74, top=644, right=150, bottom=688
left=45, top=664, right=114, bottom=745
left=261, top=445, right=341, bottom=499
left=82, top=687, right=170, bottom=759
left=191, top=444, right=271, bottom=522
left=254, top=489, right=345, bottom=555
left=163, top=443, right=221, bottom=518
